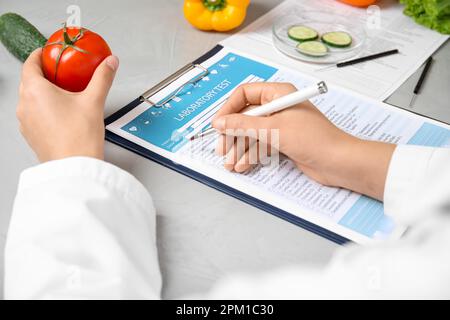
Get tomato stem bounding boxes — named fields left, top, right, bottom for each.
left=44, top=23, right=90, bottom=83
left=63, top=23, right=74, bottom=45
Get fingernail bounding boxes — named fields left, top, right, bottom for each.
left=106, top=55, right=119, bottom=71
left=212, top=117, right=225, bottom=131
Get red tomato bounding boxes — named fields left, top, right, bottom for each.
left=42, top=26, right=111, bottom=92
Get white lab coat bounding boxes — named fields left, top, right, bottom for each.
left=4, top=145, right=450, bottom=299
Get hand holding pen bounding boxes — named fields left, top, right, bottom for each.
left=191, top=81, right=328, bottom=140
left=209, top=81, right=393, bottom=201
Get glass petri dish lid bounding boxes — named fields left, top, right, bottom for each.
left=273, top=10, right=367, bottom=64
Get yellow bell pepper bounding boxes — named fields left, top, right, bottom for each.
left=184, top=0, right=250, bottom=32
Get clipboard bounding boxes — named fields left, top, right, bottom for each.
left=104, top=44, right=349, bottom=245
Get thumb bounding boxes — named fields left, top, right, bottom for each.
left=212, top=114, right=274, bottom=140
left=85, top=55, right=119, bottom=103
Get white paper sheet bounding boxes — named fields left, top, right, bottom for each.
left=221, top=0, right=448, bottom=101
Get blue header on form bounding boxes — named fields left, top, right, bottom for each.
left=121, top=53, right=278, bottom=152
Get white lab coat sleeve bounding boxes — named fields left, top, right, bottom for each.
left=5, top=145, right=450, bottom=299
left=383, top=145, right=450, bottom=225
left=204, top=145, right=450, bottom=299
left=5, top=157, right=161, bottom=299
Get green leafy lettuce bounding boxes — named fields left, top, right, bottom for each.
left=400, top=0, right=450, bottom=34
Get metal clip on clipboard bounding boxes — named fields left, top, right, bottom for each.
left=139, top=64, right=209, bottom=108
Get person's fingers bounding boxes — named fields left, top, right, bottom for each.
left=218, top=128, right=277, bottom=172
left=215, top=134, right=225, bottom=155
left=223, top=137, right=239, bottom=171
left=214, top=82, right=297, bottom=119
left=234, top=139, right=258, bottom=173
left=214, top=83, right=267, bottom=119
left=215, top=105, right=258, bottom=156
left=212, top=113, right=274, bottom=143
left=21, top=49, right=44, bottom=84
left=234, top=151, right=253, bottom=173
left=215, top=133, right=235, bottom=156
left=84, top=55, right=119, bottom=104
left=224, top=136, right=250, bottom=171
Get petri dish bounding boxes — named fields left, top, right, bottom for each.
left=272, top=10, right=367, bottom=64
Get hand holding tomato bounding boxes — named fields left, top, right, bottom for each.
left=42, top=24, right=112, bottom=92
left=17, top=49, right=119, bottom=162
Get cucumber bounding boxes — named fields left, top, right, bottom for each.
left=288, top=25, right=318, bottom=42
left=0, top=13, right=47, bottom=62
left=296, top=41, right=328, bottom=57
left=321, top=31, right=352, bottom=48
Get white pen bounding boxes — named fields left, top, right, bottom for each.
left=190, top=81, right=328, bottom=140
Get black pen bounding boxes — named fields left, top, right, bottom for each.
left=317, top=49, right=400, bottom=71
left=408, top=56, right=433, bottom=108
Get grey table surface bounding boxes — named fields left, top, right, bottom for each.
left=0, top=0, right=448, bottom=299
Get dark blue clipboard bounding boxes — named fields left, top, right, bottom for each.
left=105, top=44, right=349, bottom=245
